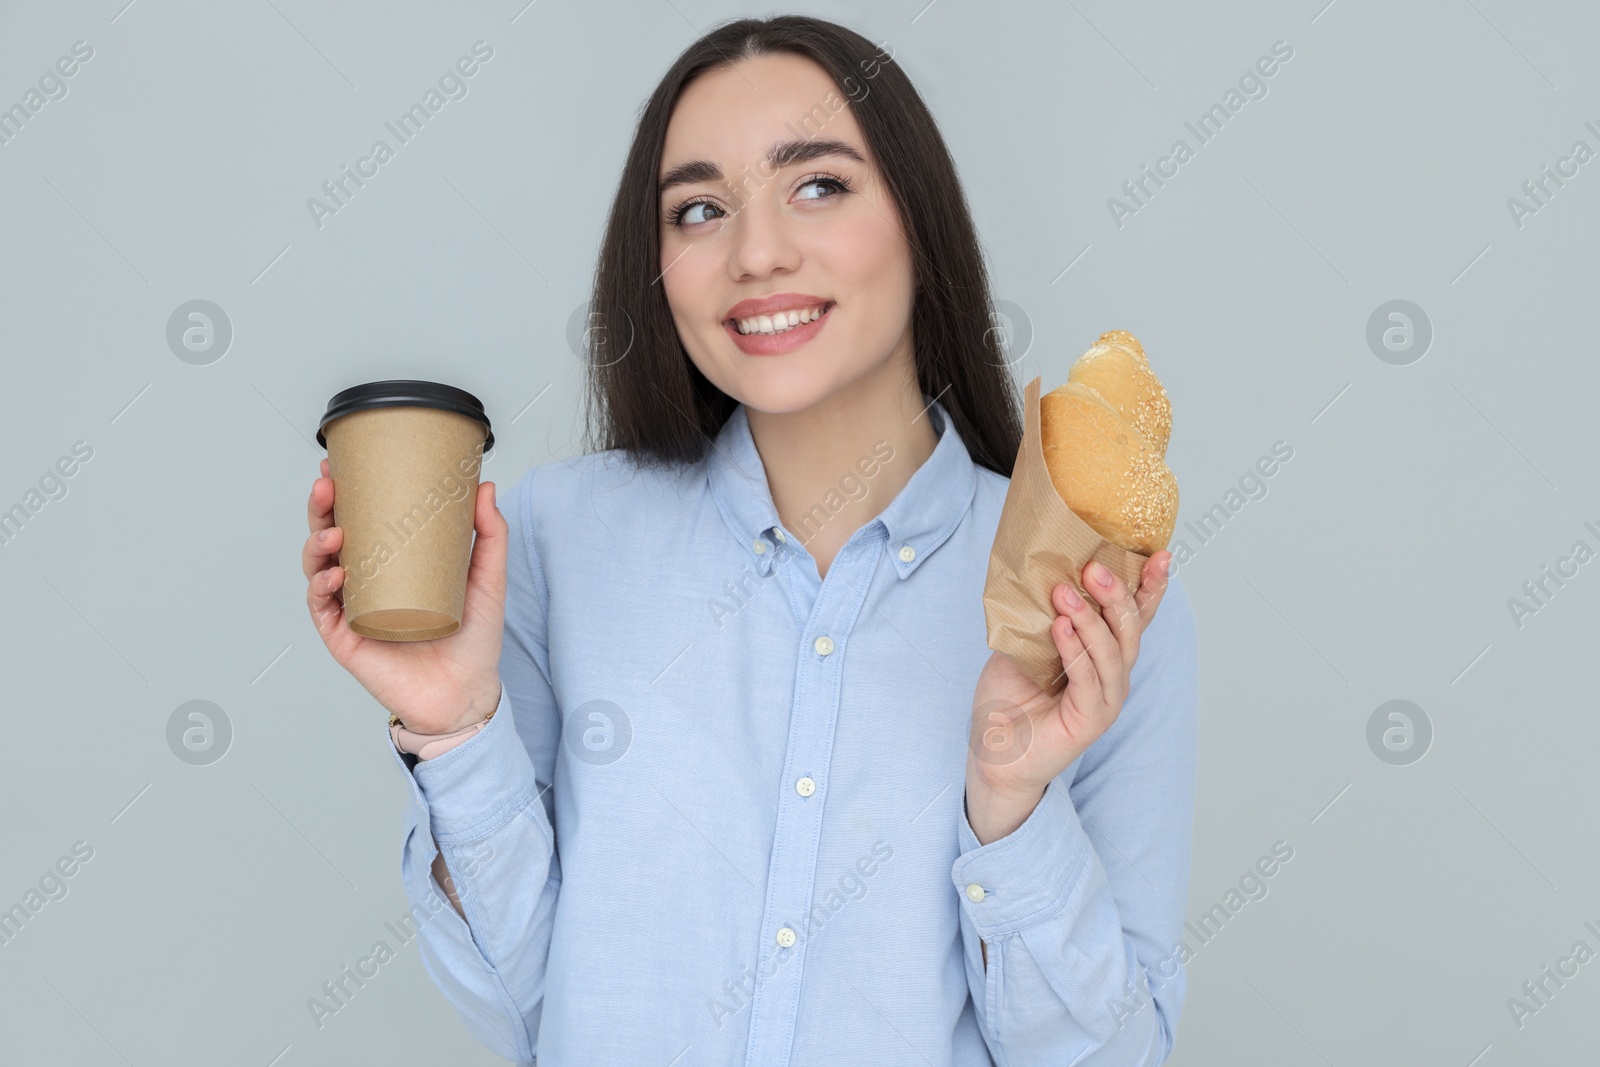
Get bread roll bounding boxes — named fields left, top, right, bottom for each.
left=1041, top=331, right=1178, bottom=555
left=1066, top=329, right=1171, bottom=454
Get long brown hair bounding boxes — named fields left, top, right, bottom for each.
left=579, top=14, right=1021, bottom=479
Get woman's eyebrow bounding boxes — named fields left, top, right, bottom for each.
left=659, top=138, right=866, bottom=197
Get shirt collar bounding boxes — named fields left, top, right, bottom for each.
left=705, top=392, right=979, bottom=580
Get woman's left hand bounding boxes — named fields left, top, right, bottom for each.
left=965, top=551, right=1173, bottom=843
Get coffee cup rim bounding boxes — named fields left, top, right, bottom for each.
left=317, top=379, right=494, bottom=451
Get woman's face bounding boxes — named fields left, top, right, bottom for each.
left=657, top=52, right=916, bottom=416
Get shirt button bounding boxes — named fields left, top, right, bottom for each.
left=795, top=776, right=815, bottom=796
left=776, top=926, right=797, bottom=948
left=753, top=539, right=767, bottom=554
left=965, top=883, right=986, bottom=903
left=813, top=635, right=834, bottom=656
left=898, top=544, right=915, bottom=562
left=773, top=528, right=787, bottom=543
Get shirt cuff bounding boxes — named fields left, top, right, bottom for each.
left=397, top=683, right=541, bottom=844
left=951, top=775, right=1095, bottom=937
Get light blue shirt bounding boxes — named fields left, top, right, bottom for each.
left=386, top=394, right=1199, bottom=1066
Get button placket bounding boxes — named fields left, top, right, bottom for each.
left=741, top=536, right=883, bottom=1067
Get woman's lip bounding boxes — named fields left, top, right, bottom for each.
left=724, top=301, right=834, bottom=356
left=723, top=293, right=832, bottom=322
left=723, top=300, right=834, bottom=329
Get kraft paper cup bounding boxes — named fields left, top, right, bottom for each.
left=316, top=380, right=494, bottom=642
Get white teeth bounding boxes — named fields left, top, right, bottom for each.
left=735, top=304, right=827, bottom=335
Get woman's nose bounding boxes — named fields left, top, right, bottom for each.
left=725, top=195, right=801, bottom=280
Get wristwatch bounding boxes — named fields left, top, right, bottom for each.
left=390, top=704, right=497, bottom=761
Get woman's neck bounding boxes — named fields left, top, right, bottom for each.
left=745, top=361, right=939, bottom=576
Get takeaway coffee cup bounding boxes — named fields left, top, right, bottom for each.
left=316, top=380, right=495, bottom=642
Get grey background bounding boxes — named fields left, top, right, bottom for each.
left=1, top=0, right=1595, bottom=1064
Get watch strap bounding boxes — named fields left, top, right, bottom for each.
left=390, top=705, right=496, bottom=761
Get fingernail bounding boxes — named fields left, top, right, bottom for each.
left=317, top=530, right=328, bottom=543
left=1063, top=583, right=1083, bottom=609
left=1092, top=562, right=1112, bottom=587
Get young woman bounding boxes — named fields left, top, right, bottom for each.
left=303, top=15, right=1197, bottom=1067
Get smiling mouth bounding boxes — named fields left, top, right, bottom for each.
left=727, top=301, right=834, bottom=336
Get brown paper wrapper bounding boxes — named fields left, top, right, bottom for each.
left=983, top=376, right=1150, bottom=696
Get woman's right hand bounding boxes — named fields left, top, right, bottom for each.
left=303, top=457, right=507, bottom=735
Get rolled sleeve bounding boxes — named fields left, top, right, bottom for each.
left=384, top=683, right=557, bottom=1065
left=946, top=575, right=1199, bottom=1066
left=404, top=681, right=544, bottom=844
left=952, top=775, right=1095, bottom=936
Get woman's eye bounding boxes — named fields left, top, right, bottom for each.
left=671, top=199, right=723, bottom=227
left=669, top=176, right=851, bottom=228
left=796, top=177, right=848, bottom=201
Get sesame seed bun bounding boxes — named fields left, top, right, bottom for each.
left=1041, top=332, right=1178, bottom=555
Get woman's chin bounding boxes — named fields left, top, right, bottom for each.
left=735, top=376, right=848, bottom=417
left=713, top=360, right=839, bottom=414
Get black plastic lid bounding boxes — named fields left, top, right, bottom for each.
left=316, top=380, right=493, bottom=450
